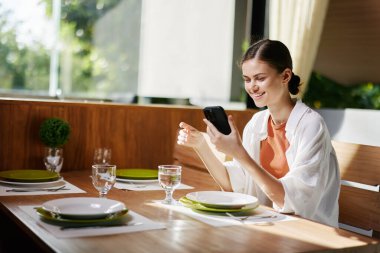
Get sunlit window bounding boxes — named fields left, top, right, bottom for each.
left=0, top=0, right=248, bottom=105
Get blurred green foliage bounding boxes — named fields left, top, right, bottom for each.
left=303, top=72, right=380, bottom=109
left=44, top=0, right=123, bottom=93
left=0, top=0, right=130, bottom=95
left=1, top=1, right=380, bottom=109
left=0, top=3, right=50, bottom=91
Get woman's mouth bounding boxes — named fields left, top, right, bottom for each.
left=252, top=92, right=265, bottom=99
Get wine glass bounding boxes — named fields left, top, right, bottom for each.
left=93, top=148, right=112, bottom=165
left=91, top=164, right=116, bottom=198
left=158, top=165, right=182, bottom=205
left=44, top=147, right=64, bottom=175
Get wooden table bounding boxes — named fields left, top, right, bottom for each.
left=0, top=169, right=379, bottom=253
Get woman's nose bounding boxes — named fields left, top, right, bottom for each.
left=247, top=82, right=259, bottom=92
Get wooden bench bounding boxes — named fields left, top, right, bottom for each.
left=332, top=141, right=380, bottom=238
left=0, top=98, right=253, bottom=172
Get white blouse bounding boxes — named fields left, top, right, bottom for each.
left=224, top=100, right=340, bottom=227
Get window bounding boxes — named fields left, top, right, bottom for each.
left=0, top=0, right=249, bottom=106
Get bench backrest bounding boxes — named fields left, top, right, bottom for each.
left=332, top=140, right=380, bottom=238
left=0, top=99, right=254, bottom=172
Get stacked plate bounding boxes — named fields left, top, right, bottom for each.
left=0, top=169, right=64, bottom=187
left=116, top=168, right=158, bottom=183
left=36, top=197, right=129, bottom=226
left=180, top=191, right=259, bottom=213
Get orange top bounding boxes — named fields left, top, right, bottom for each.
left=260, top=116, right=290, bottom=179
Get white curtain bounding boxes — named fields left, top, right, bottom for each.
left=269, top=0, right=329, bottom=97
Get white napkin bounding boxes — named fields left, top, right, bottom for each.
left=114, top=181, right=193, bottom=191
left=18, top=205, right=165, bottom=238
left=0, top=180, right=86, bottom=196
left=153, top=201, right=297, bottom=227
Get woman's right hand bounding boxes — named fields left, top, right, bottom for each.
left=203, top=115, right=245, bottom=159
left=177, top=122, right=206, bottom=149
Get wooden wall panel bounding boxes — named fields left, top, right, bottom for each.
left=314, top=0, right=380, bottom=85
left=0, top=99, right=255, bottom=172
left=339, top=186, right=380, bottom=232
left=333, top=141, right=380, bottom=186
left=173, top=144, right=206, bottom=171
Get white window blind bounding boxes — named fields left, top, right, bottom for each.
left=138, top=0, right=235, bottom=101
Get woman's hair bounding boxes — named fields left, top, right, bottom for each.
left=241, top=39, right=301, bottom=95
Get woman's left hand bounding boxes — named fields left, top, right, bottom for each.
left=203, top=115, right=245, bottom=159
left=177, top=122, right=206, bottom=150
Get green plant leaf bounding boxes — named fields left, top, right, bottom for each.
left=39, top=118, right=71, bottom=147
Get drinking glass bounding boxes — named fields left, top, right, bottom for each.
left=44, top=147, right=64, bottom=175
left=93, top=148, right=112, bottom=165
left=158, top=165, right=182, bottom=205
left=92, top=164, right=116, bottom=198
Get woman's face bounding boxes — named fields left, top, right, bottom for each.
left=242, top=58, right=290, bottom=108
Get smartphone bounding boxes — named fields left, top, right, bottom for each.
left=203, top=106, right=231, bottom=135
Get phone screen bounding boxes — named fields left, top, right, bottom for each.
left=203, top=106, right=231, bottom=135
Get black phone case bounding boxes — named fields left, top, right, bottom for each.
left=203, top=106, right=231, bottom=135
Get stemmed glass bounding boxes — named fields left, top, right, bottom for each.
left=44, top=147, right=64, bottom=175
left=93, top=148, right=112, bottom=165
left=158, top=165, right=182, bottom=205
left=91, top=164, right=116, bottom=198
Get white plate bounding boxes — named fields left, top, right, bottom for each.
left=42, top=197, right=126, bottom=219
left=116, top=178, right=158, bottom=184
left=0, top=177, right=65, bottom=188
left=186, top=191, right=259, bottom=209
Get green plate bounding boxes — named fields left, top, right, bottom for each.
left=35, top=207, right=129, bottom=227
left=179, top=197, right=259, bottom=213
left=0, top=170, right=60, bottom=183
left=116, top=169, right=158, bottom=180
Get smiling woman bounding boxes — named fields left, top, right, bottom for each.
left=177, top=39, right=341, bottom=227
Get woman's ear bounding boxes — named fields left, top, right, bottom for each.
left=282, top=68, right=292, bottom=84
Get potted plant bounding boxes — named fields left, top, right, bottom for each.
left=39, top=118, right=71, bottom=174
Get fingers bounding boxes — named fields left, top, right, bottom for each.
left=177, top=122, right=199, bottom=145
left=177, top=124, right=188, bottom=144
left=202, top=118, right=218, bottom=137
left=177, top=132, right=186, bottom=144
left=179, top=122, right=198, bottom=131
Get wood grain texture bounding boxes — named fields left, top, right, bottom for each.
left=332, top=141, right=380, bottom=235
left=173, top=144, right=206, bottom=171
left=339, top=186, right=380, bottom=232
left=0, top=99, right=254, bottom=172
left=314, top=0, right=380, bottom=84
left=0, top=169, right=379, bottom=253
left=333, top=140, right=380, bottom=185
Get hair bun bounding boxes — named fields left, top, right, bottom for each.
left=288, top=73, right=301, bottom=95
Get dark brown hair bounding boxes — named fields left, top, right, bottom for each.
left=241, top=39, right=301, bottom=95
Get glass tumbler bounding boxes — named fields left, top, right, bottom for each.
left=92, top=164, right=116, bottom=198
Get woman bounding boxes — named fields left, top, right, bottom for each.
left=177, top=39, right=340, bottom=227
